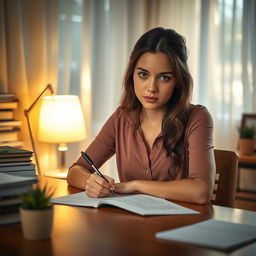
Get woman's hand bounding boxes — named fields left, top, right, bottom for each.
left=85, top=173, right=115, bottom=198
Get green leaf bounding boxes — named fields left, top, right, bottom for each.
left=238, top=126, right=255, bottom=139
left=19, top=184, right=54, bottom=209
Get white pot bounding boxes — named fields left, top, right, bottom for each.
left=19, top=207, right=54, bottom=240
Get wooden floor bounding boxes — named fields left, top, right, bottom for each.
left=235, top=190, right=256, bottom=211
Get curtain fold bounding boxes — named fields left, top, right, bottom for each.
left=242, top=0, right=256, bottom=112
left=199, top=0, right=253, bottom=150
left=0, top=0, right=59, bottom=174
left=0, top=0, right=7, bottom=91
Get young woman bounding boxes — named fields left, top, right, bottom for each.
left=67, top=27, right=216, bottom=204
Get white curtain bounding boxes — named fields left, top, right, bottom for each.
left=0, top=0, right=59, bottom=174
left=197, top=0, right=255, bottom=150
left=1, top=0, right=255, bottom=178
left=242, top=0, right=256, bottom=112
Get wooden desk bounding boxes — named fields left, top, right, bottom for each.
left=0, top=177, right=256, bottom=256
left=238, top=153, right=256, bottom=165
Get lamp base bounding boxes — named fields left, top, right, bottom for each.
left=43, top=168, right=68, bottom=179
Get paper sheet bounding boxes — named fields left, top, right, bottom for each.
left=156, top=219, right=256, bottom=251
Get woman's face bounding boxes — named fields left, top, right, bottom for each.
left=133, top=52, right=177, bottom=113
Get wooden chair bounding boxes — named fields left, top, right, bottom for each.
left=211, top=149, right=238, bottom=207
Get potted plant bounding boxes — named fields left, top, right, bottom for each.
left=19, top=185, right=54, bottom=240
left=238, top=126, right=255, bottom=155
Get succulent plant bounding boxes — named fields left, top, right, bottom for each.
left=19, top=185, right=54, bottom=210
left=238, top=126, right=255, bottom=139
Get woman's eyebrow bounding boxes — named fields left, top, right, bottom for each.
left=159, top=71, right=174, bottom=75
left=136, top=67, right=149, bottom=72
left=136, top=67, right=174, bottom=74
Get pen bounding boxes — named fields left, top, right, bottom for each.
left=81, top=151, right=117, bottom=197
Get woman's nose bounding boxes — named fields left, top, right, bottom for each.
left=146, top=78, right=158, bottom=92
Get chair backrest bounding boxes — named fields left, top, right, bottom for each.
left=211, top=149, right=238, bottom=207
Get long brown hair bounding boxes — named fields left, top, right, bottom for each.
left=120, top=27, right=193, bottom=166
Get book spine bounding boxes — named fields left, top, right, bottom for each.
left=0, top=130, right=20, bottom=143
left=0, top=94, right=23, bottom=147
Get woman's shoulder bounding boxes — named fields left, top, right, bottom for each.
left=188, top=104, right=212, bottom=116
left=187, top=104, right=213, bottom=126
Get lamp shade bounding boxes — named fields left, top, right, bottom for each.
left=38, top=95, right=86, bottom=143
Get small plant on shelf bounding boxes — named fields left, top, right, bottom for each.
left=238, top=126, right=255, bottom=139
left=238, top=126, right=255, bottom=155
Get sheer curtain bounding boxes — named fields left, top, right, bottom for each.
left=198, top=0, right=243, bottom=150
left=0, top=0, right=59, bottom=173
left=198, top=0, right=255, bottom=150
left=242, top=0, right=256, bottom=112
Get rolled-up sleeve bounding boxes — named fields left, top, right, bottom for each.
left=70, top=109, right=118, bottom=173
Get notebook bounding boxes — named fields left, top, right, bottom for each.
left=156, top=219, right=256, bottom=251
left=50, top=192, right=199, bottom=216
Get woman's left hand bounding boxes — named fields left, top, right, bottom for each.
left=114, top=181, right=137, bottom=194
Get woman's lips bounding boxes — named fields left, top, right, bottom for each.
left=143, top=96, right=158, bottom=103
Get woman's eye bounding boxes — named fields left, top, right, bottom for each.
left=138, top=72, right=148, bottom=79
left=160, top=75, right=171, bottom=81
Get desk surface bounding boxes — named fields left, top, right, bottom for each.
left=0, top=177, right=256, bottom=256
left=238, top=153, right=256, bottom=164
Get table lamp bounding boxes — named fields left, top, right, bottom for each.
left=38, top=95, right=86, bottom=178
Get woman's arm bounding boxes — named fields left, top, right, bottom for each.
left=66, top=109, right=119, bottom=195
left=115, top=178, right=211, bottom=204
left=66, top=165, right=91, bottom=190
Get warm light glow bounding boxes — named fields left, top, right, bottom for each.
left=38, top=95, right=86, bottom=143
left=58, top=143, right=68, bottom=151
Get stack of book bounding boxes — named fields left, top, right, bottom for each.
left=0, top=146, right=37, bottom=225
left=0, top=146, right=36, bottom=177
left=0, top=93, right=23, bottom=148
left=0, top=173, right=37, bottom=226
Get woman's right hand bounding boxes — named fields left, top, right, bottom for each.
left=85, top=173, right=115, bottom=198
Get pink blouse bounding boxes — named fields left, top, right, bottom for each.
left=71, top=105, right=215, bottom=184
